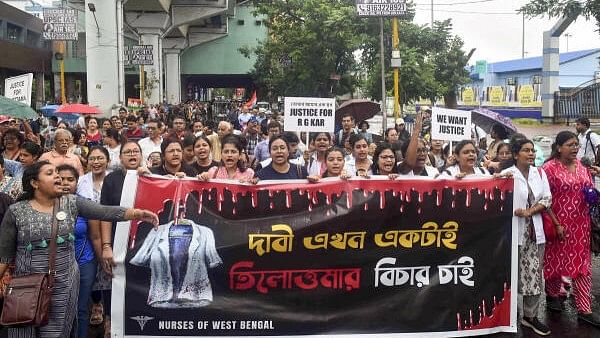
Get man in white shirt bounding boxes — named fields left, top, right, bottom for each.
left=576, top=117, right=600, bottom=164
left=139, top=119, right=163, bottom=163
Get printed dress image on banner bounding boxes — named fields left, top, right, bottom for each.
left=115, top=175, right=517, bottom=337
left=129, top=218, right=222, bottom=308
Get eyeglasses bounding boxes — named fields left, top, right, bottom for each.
left=88, top=156, right=107, bottom=162
left=122, top=149, right=141, bottom=156
left=55, top=139, right=71, bottom=144
left=416, top=148, right=428, bottom=154
left=564, top=143, right=580, bottom=149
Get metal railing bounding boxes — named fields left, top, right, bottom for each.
left=555, top=81, right=600, bottom=121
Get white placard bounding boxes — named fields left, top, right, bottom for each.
left=124, top=45, right=154, bottom=66
left=43, top=8, right=78, bottom=41
left=431, top=107, right=471, bottom=142
left=284, top=97, right=336, bottom=133
left=4, top=73, right=34, bottom=106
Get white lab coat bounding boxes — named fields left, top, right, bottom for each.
left=501, top=165, right=552, bottom=245
left=130, top=220, right=222, bottom=308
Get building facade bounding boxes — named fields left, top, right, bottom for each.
left=458, top=49, right=600, bottom=119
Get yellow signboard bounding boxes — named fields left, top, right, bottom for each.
left=517, top=85, right=541, bottom=107
left=489, top=86, right=505, bottom=106
left=462, top=87, right=476, bottom=105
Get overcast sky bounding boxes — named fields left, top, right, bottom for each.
left=412, top=0, right=600, bottom=64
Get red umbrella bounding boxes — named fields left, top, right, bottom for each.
left=55, top=103, right=102, bottom=115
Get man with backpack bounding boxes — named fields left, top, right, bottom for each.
left=576, top=117, right=600, bottom=165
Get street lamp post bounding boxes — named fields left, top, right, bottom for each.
left=565, top=33, right=572, bottom=52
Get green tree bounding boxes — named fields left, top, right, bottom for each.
left=520, top=1, right=599, bottom=30
left=361, top=19, right=470, bottom=108
left=243, top=0, right=367, bottom=100
left=243, top=1, right=470, bottom=108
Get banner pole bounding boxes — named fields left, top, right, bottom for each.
left=306, top=132, right=310, bottom=151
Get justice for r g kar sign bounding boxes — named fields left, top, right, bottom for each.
left=284, top=97, right=336, bottom=133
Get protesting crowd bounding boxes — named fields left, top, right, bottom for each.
left=0, top=100, right=599, bottom=337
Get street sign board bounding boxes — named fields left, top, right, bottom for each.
left=356, top=0, right=407, bottom=17
left=124, top=45, right=154, bottom=66
left=4, top=73, right=34, bottom=106
left=42, top=8, right=77, bottom=40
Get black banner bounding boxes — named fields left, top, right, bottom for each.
left=113, top=175, right=516, bottom=337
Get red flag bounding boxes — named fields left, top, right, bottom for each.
left=243, top=91, right=257, bottom=109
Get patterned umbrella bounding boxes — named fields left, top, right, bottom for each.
left=471, top=108, right=517, bottom=136
left=0, top=95, right=37, bottom=119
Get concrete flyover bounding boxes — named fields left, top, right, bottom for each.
left=74, top=0, right=235, bottom=114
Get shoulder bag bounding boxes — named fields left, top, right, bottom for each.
left=536, top=167, right=557, bottom=240
left=0, top=199, right=61, bottom=327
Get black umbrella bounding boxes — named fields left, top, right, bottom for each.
left=336, top=99, right=380, bottom=123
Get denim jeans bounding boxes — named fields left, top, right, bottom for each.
left=77, top=259, right=97, bottom=338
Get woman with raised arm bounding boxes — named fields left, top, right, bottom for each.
left=398, top=114, right=439, bottom=178
left=0, top=161, right=158, bottom=338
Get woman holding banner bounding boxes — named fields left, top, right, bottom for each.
left=542, top=131, right=600, bottom=327
left=198, top=135, right=254, bottom=182
left=255, top=135, right=310, bottom=181
left=500, top=138, right=552, bottom=336
left=344, top=134, right=372, bottom=177
left=191, top=135, right=218, bottom=175
left=308, top=147, right=351, bottom=181
left=370, top=143, right=399, bottom=179
left=437, top=140, right=490, bottom=179
left=306, top=132, right=332, bottom=176
left=147, top=139, right=198, bottom=177
left=98, top=140, right=145, bottom=337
